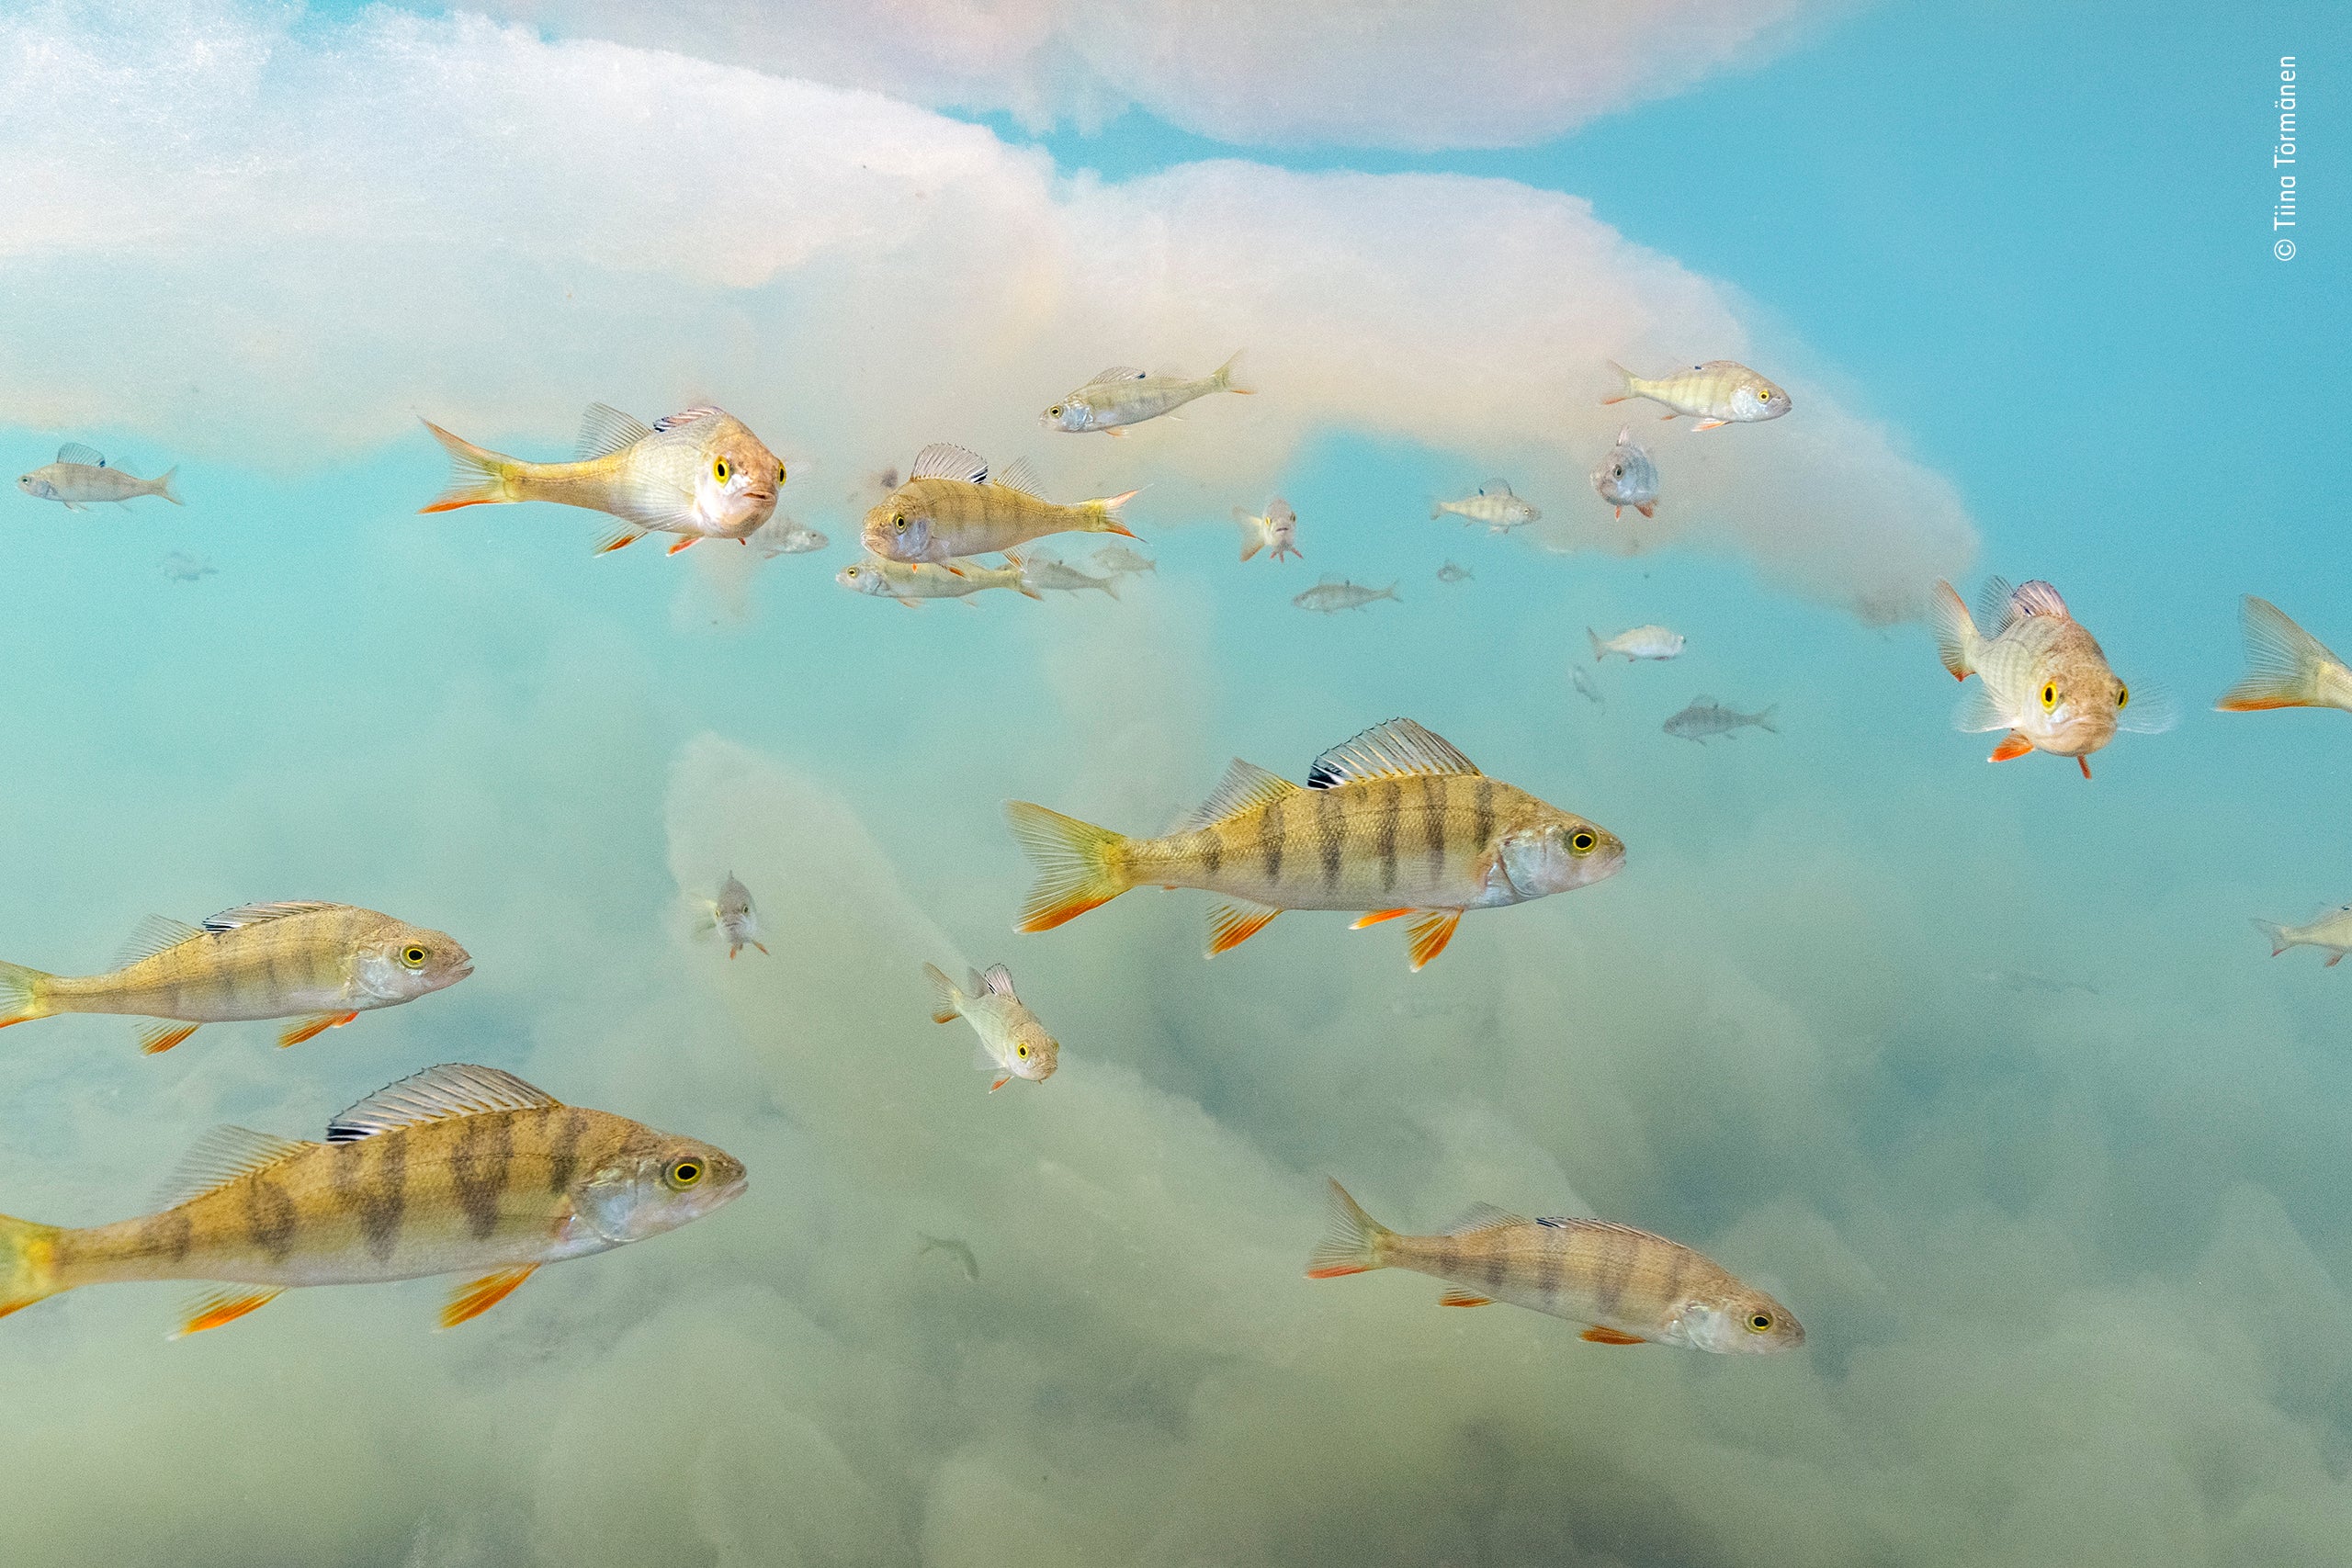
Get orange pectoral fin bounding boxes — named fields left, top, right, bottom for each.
left=1580, top=1326, right=1648, bottom=1345
left=278, top=1011, right=357, bottom=1048
left=1207, top=902, right=1281, bottom=956
left=1988, top=731, right=2035, bottom=762
left=1350, top=908, right=1413, bottom=929
left=1405, top=909, right=1463, bottom=971
left=174, top=1288, right=283, bottom=1338
left=594, top=530, right=640, bottom=554
left=417, top=498, right=495, bottom=514
left=1439, top=1290, right=1495, bottom=1307
left=137, top=1021, right=199, bottom=1055
left=2078, top=755, right=2093, bottom=780
left=665, top=536, right=698, bottom=555
left=989, top=1076, right=1012, bottom=1092
left=1691, top=419, right=1729, bottom=432
left=441, top=1266, right=537, bottom=1329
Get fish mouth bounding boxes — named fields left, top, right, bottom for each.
left=741, top=488, right=775, bottom=503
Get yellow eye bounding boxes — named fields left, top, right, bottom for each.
left=666, top=1158, right=703, bottom=1189
left=1747, top=1312, right=1773, bottom=1332
left=2117, top=683, right=2130, bottom=708
left=401, top=945, right=427, bottom=969
left=1569, top=830, right=1596, bottom=854
left=1015, top=1043, right=1030, bottom=1058
left=1048, top=406, right=1062, bottom=418
left=776, top=464, right=787, bottom=484
left=893, top=513, right=907, bottom=532
left=2041, top=682, right=2058, bottom=712
left=712, top=457, right=730, bottom=482
left=845, top=566, right=859, bottom=577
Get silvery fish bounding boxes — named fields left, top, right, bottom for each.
left=1589, top=424, right=1658, bottom=517
left=2215, top=597, right=2352, bottom=715
left=0, top=901, right=471, bottom=1054
left=917, top=1233, right=979, bottom=1281
left=1091, top=544, right=1158, bottom=577
left=703, top=874, right=766, bottom=957
left=0, top=1064, right=745, bottom=1336
left=1018, top=550, right=1123, bottom=599
left=1930, top=577, right=2171, bottom=778
left=1432, top=480, right=1538, bottom=532
left=750, top=517, right=828, bottom=557
left=1604, top=359, right=1792, bottom=430
left=1236, top=497, right=1301, bottom=561
left=418, top=403, right=783, bottom=555
left=923, top=963, right=1058, bottom=1091
left=1006, top=718, right=1624, bottom=970
left=162, top=551, right=216, bottom=582
left=17, top=444, right=181, bottom=509
left=837, top=554, right=1039, bottom=606
left=1662, top=696, right=1777, bottom=741
left=1042, top=354, right=1250, bottom=435
left=1294, top=578, right=1398, bottom=614
left=1571, top=666, right=1604, bottom=706
left=1588, top=625, right=1684, bottom=662
left=864, top=444, right=1138, bottom=563
left=1436, top=562, right=1474, bottom=584
left=1306, top=1179, right=1803, bottom=1353
left=2253, top=904, right=2352, bottom=966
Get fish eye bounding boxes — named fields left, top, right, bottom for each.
left=1048, top=406, right=1062, bottom=418
left=844, top=566, right=859, bottom=578
left=776, top=464, right=786, bottom=483
left=664, top=1157, right=704, bottom=1189
left=2116, top=682, right=2130, bottom=708
left=1747, top=1312, right=1773, bottom=1332
left=401, top=945, right=428, bottom=969
left=712, top=457, right=730, bottom=483
left=1015, top=1043, right=1030, bottom=1058
left=1568, top=830, right=1597, bottom=854
left=2041, top=682, right=2058, bottom=712
left=892, top=513, right=907, bottom=532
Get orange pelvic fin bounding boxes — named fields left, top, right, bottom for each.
left=1207, top=901, right=1280, bottom=955
left=1636, top=502, right=1655, bottom=518
left=278, top=1011, right=357, bottom=1048
left=1691, top=419, right=1729, bottom=432
left=174, top=1288, right=283, bottom=1338
left=1988, top=732, right=2035, bottom=762
left=665, top=536, right=698, bottom=555
left=988, top=1075, right=1012, bottom=1092
left=1439, top=1290, right=1495, bottom=1307
left=594, top=528, right=642, bottom=554
left=1580, top=1325, right=1647, bottom=1346
left=1405, top=909, right=1463, bottom=971
left=1350, top=908, right=1412, bottom=929
left=442, top=1266, right=538, bottom=1328
left=2077, top=755, right=2093, bottom=780
left=137, top=1021, right=199, bottom=1055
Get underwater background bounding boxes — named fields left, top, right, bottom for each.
left=0, top=0, right=2345, bottom=1562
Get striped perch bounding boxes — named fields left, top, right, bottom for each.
left=1005, top=718, right=1623, bottom=970
left=1306, top=1179, right=1804, bottom=1354
left=0, top=1065, right=746, bottom=1336
left=863, top=442, right=1137, bottom=566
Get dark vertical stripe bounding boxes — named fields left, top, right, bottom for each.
left=449, top=1116, right=510, bottom=1241
left=1257, top=795, right=1284, bottom=884
left=1316, top=787, right=1341, bottom=891
left=1420, top=776, right=1446, bottom=880
left=1200, top=823, right=1223, bottom=876
left=1536, top=1235, right=1566, bottom=1306
left=329, top=1136, right=408, bottom=1263
left=548, top=1108, right=589, bottom=1194
left=243, top=1176, right=297, bottom=1263
left=142, top=1210, right=192, bottom=1266
left=1472, top=778, right=1494, bottom=852
left=1376, top=780, right=1399, bottom=892
left=1596, top=1235, right=1636, bottom=1317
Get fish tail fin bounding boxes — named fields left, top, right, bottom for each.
left=0, top=961, right=56, bottom=1030
left=1213, top=349, right=1251, bottom=395
left=1305, top=1179, right=1394, bottom=1279
left=417, top=419, right=519, bottom=513
left=152, top=466, right=183, bottom=505
left=1088, top=491, right=1142, bottom=536
left=1381, top=581, right=1399, bottom=602
left=1755, top=705, right=1779, bottom=733
left=2217, top=596, right=2335, bottom=711
left=1003, top=551, right=1045, bottom=600
left=922, top=963, right=963, bottom=1023
left=0, top=1212, right=66, bottom=1320
left=1600, top=359, right=1635, bottom=404
left=1004, top=801, right=1133, bottom=931
left=1430, top=501, right=1445, bottom=520
left=1235, top=507, right=1264, bottom=561
left=2252, top=918, right=2294, bottom=957
left=1929, top=579, right=1979, bottom=680
left=1098, top=572, right=1121, bottom=601
left=1586, top=626, right=1605, bottom=663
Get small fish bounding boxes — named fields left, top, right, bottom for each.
left=0, top=901, right=472, bottom=1055
left=1589, top=425, right=1659, bottom=517
left=0, top=1063, right=746, bottom=1334
left=1929, top=577, right=2171, bottom=778
left=1603, top=359, right=1791, bottom=431
left=837, top=553, right=1039, bottom=606
left=1436, top=562, right=1474, bottom=584
left=1005, top=717, right=1623, bottom=970
left=923, top=963, right=1058, bottom=1091
left=1432, top=480, right=1539, bottom=532
left=1980, top=969, right=2099, bottom=998
left=2215, top=597, right=2352, bottom=714
left=418, top=403, right=784, bottom=554
left=1236, top=497, right=1301, bottom=562
left=1293, top=578, right=1398, bottom=614
left=2252, top=904, right=2352, bottom=966
left=1662, top=696, right=1777, bottom=742
left=17, top=444, right=181, bottom=509
left=1570, top=667, right=1604, bottom=706
left=749, top=516, right=828, bottom=557
left=1018, top=550, right=1122, bottom=599
left=1588, top=625, right=1685, bottom=662
left=1305, top=1179, right=1803, bottom=1353
left=864, top=444, right=1138, bottom=564
left=703, top=874, right=766, bottom=957
left=1042, top=354, right=1250, bottom=434
left=917, top=1233, right=980, bottom=1281
left=161, top=550, right=216, bottom=582
left=1091, top=544, right=1158, bottom=578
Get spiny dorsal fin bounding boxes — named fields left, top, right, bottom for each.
left=910, top=443, right=989, bottom=484
left=325, top=1064, right=560, bottom=1144
left=1535, top=1215, right=1668, bottom=1245
left=990, top=458, right=1044, bottom=498
left=154, top=1124, right=320, bottom=1208
left=1306, top=719, right=1481, bottom=790
left=115, top=914, right=205, bottom=969
left=2007, top=580, right=2070, bottom=622
left=55, top=442, right=105, bottom=468
left=978, top=964, right=1017, bottom=998
left=1442, top=1201, right=1530, bottom=1235
left=1974, top=576, right=2019, bottom=633
left=1085, top=367, right=1148, bottom=385
left=650, top=405, right=725, bottom=433
left=1187, top=758, right=1301, bottom=827
left=576, top=403, right=653, bottom=458
left=202, top=901, right=334, bottom=933
left=1478, top=479, right=1514, bottom=497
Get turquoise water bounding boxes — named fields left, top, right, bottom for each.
left=1, top=2, right=2346, bottom=1563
